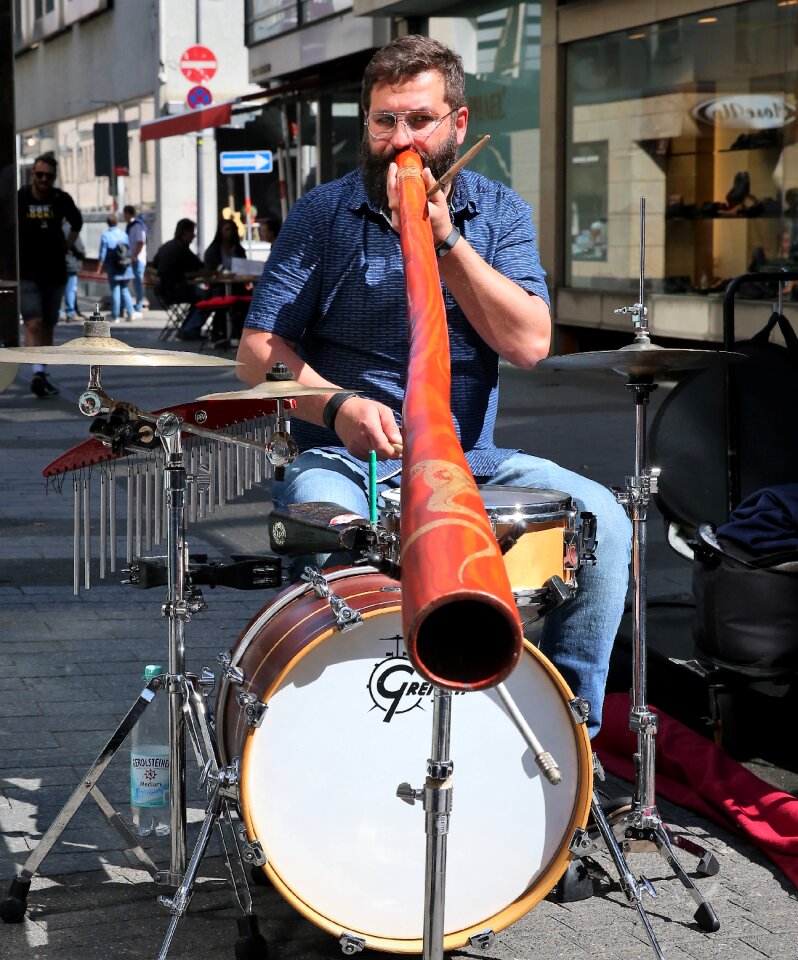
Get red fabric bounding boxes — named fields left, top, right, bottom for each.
left=195, top=296, right=238, bottom=310
left=594, top=693, right=798, bottom=887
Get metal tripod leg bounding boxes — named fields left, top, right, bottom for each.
left=633, top=822, right=720, bottom=932
left=157, top=678, right=266, bottom=960
left=1, top=679, right=164, bottom=918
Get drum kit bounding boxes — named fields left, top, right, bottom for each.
left=0, top=201, right=745, bottom=960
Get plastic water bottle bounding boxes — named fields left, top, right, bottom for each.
left=130, top=664, right=171, bottom=837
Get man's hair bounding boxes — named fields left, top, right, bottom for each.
left=362, top=35, right=466, bottom=114
left=123, top=204, right=136, bottom=217
left=33, top=152, right=57, bottom=170
left=106, top=214, right=119, bottom=227
left=174, top=218, right=196, bottom=239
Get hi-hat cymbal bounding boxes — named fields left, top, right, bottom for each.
left=539, top=342, right=745, bottom=379
left=0, top=336, right=238, bottom=367
left=197, top=381, right=348, bottom=401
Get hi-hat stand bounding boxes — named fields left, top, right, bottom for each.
left=582, top=200, right=721, bottom=943
left=0, top=352, right=279, bottom=958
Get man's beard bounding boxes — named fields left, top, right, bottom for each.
left=360, top=126, right=459, bottom=210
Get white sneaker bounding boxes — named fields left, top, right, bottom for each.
left=130, top=311, right=143, bottom=321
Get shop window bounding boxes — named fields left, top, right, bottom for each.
left=429, top=3, right=542, bottom=215
left=565, top=0, right=798, bottom=298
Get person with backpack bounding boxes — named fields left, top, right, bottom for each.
left=96, top=213, right=135, bottom=322
left=123, top=204, right=147, bottom=318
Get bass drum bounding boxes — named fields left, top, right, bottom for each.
left=217, top=567, right=592, bottom=954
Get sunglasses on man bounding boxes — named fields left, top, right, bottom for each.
left=33, top=170, right=56, bottom=181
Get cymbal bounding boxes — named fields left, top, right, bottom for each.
left=539, top=342, right=745, bottom=379
left=0, top=363, right=18, bottom=393
left=197, top=381, right=346, bottom=401
left=0, top=336, right=238, bottom=367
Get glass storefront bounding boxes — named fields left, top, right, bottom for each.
left=429, top=2, right=542, bottom=215
left=565, top=0, right=798, bottom=298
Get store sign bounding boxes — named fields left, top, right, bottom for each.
left=693, top=95, right=795, bottom=129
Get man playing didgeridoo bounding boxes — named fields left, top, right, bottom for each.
left=237, top=35, right=631, bottom=741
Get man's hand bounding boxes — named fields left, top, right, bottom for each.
left=333, top=395, right=402, bottom=461
left=385, top=162, right=453, bottom=248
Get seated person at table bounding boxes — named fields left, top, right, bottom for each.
left=203, top=217, right=248, bottom=343
left=152, top=218, right=206, bottom=340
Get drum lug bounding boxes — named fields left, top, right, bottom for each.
left=236, top=691, right=268, bottom=728
left=568, top=697, right=590, bottom=725
left=339, top=932, right=366, bottom=955
left=468, top=929, right=495, bottom=950
left=217, top=650, right=244, bottom=685
left=239, top=831, right=267, bottom=866
left=568, top=827, right=595, bottom=856
left=578, top=510, right=598, bottom=565
left=302, top=567, right=363, bottom=631
left=329, top=594, right=362, bottom=631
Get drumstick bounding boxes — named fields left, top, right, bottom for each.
left=426, top=135, right=491, bottom=198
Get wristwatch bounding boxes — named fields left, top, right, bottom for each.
left=435, top=225, right=461, bottom=259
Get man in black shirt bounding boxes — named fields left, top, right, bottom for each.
left=17, top=152, right=83, bottom=397
left=152, top=218, right=207, bottom=339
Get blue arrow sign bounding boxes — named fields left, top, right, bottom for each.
left=219, top=150, right=273, bottom=174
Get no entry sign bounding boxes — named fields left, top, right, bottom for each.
left=180, top=45, right=218, bottom=84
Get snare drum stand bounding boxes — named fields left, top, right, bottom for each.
left=0, top=368, right=269, bottom=959
left=591, top=201, right=720, bottom=940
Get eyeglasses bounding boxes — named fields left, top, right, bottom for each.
left=365, top=108, right=458, bottom=142
left=33, top=171, right=55, bottom=181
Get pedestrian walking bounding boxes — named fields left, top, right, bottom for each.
left=123, top=204, right=147, bottom=319
left=96, top=214, right=135, bottom=322
left=17, top=151, right=84, bottom=397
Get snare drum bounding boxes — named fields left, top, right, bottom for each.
left=217, top=566, right=592, bottom=954
left=381, top=485, right=580, bottom=604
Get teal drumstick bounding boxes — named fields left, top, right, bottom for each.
left=369, top=450, right=377, bottom=525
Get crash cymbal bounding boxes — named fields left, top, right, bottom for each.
left=539, top=342, right=745, bottom=379
left=0, top=363, right=19, bottom=393
left=197, top=381, right=348, bottom=400
left=0, top=336, right=238, bottom=367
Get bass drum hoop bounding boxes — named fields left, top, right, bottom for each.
left=230, top=571, right=592, bottom=953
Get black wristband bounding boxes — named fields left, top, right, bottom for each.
left=435, top=225, right=461, bottom=259
left=323, top=391, right=358, bottom=432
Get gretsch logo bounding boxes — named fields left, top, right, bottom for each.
left=693, top=95, right=795, bottom=130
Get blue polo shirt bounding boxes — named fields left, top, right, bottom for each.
left=245, top=168, right=549, bottom=481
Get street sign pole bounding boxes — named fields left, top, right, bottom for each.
left=244, top=171, right=252, bottom=258
left=218, top=152, right=274, bottom=258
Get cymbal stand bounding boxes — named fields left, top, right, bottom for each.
left=396, top=677, right=574, bottom=960
left=0, top=353, right=270, bottom=957
left=397, top=688, right=453, bottom=960
left=604, top=200, right=720, bottom=932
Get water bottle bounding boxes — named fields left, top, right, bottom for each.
left=130, top=664, right=171, bottom=837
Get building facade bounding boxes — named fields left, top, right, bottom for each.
left=245, top=0, right=798, bottom=346
left=14, top=0, right=259, bottom=255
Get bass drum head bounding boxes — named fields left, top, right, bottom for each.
left=238, top=592, right=591, bottom=953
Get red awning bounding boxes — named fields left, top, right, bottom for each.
left=140, top=101, right=235, bottom=142
left=139, top=73, right=345, bottom=143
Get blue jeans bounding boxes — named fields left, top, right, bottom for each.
left=131, top=260, right=145, bottom=312
left=108, top=277, right=134, bottom=319
left=271, top=450, right=632, bottom=737
left=63, top=273, right=79, bottom=318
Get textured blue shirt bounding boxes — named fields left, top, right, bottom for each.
left=245, top=168, right=549, bottom=481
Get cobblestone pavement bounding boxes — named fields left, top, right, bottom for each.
left=0, top=312, right=795, bottom=959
